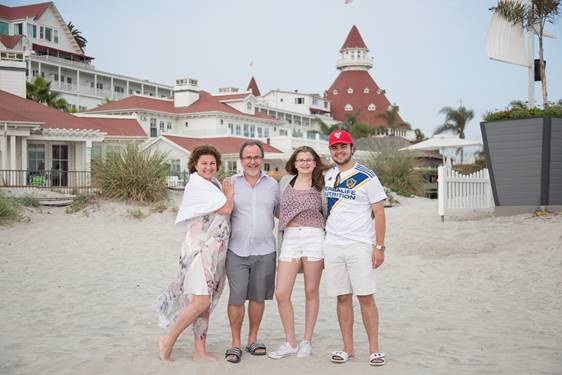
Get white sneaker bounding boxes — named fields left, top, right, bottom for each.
left=296, top=340, right=312, bottom=358
left=267, top=342, right=298, bottom=359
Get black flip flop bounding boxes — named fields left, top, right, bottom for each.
left=245, top=342, right=267, bottom=356
left=225, top=347, right=242, bottom=363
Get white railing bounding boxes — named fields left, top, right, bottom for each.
left=438, top=162, right=494, bottom=221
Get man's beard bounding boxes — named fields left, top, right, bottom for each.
left=334, top=153, right=352, bottom=166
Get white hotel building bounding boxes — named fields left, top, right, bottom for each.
left=0, top=2, right=172, bottom=111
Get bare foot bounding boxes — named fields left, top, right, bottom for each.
left=193, top=352, right=217, bottom=362
left=159, top=336, right=173, bottom=361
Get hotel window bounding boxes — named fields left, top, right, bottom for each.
left=54, top=29, right=58, bottom=43
left=54, top=74, right=59, bottom=81
left=243, top=124, right=249, bottom=137
left=185, top=121, right=189, bottom=128
left=167, top=121, right=172, bottom=130
left=96, top=82, right=103, bottom=89
left=368, top=103, right=376, bottom=111
left=347, top=88, right=354, bottom=94
left=257, top=127, right=263, bottom=138
left=67, top=77, right=72, bottom=84
left=235, top=124, right=241, bottom=135
left=170, top=159, right=181, bottom=175
left=264, top=163, right=271, bottom=172
left=27, top=24, right=37, bottom=38
left=160, top=121, right=165, bottom=132
left=344, top=104, right=353, bottom=112
left=45, top=27, right=52, bottom=41
left=0, top=21, right=8, bottom=35
left=280, top=129, right=288, bottom=136
left=228, top=123, right=233, bottom=134
left=363, top=87, right=370, bottom=94
left=27, top=144, right=46, bottom=172
left=332, top=89, right=338, bottom=95
left=39, top=26, right=44, bottom=39
left=295, top=97, right=304, bottom=104
left=14, top=23, right=23, bottom=35
left=264, top=128, right=270, bottom=138
left=250, top=125, right=255, bottom=138
left=226, top=160, right=237, bottom=173
left=150, top=118, right=157, bottom=137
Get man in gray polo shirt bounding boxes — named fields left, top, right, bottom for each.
left=225, top=140, right=279, bottom=363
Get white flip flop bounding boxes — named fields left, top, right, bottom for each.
left=330, top=350, right=351, bottom=363
left=369, top=352, right=385, bottom=366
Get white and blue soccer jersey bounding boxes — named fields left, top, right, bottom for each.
left=324, top=163, right=387, bottom=245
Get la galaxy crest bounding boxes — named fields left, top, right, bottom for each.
left=346, top=178, right=357, bottom=189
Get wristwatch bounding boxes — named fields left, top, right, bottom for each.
left=375, top=244, right=386, bottom=252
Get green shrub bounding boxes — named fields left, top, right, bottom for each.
left=0, top=193, right=20, bottom=223
left=17, top=195, right=40, bottom=207
left=367, top=150, right=424, bottom=197
left=93, top=145, right=169, bottom=202
left=484, top=105, right=562, bottom=121
left=65, top=194, right=95, bottom=214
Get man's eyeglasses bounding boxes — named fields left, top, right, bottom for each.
left=241, top=156, right=263, bottom=162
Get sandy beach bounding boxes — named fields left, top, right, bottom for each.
left=1, top=193, right=561, bottom=375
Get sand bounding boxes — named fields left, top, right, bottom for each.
left=1, top=193, right=561, bottom=375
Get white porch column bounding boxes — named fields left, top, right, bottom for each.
left=58, top=66, right=61, bottom=88
left=94, top=74, right=98, bottom=97
left=85, top=140, right=92, bottom=172
left=111, top=77, right=114, bottom=99
left=38, top=61, right=42, bottom=77
left=10, top=135, right=16, bottom=170
left=126, top=80, right=129, bottom=95
left=0, top=133, right=7, bottom=170
left=21, top=138, right=28, bottom=186
left=141, top=83, right=144, bottom=95
left=156, top=86, right=159, bottom=97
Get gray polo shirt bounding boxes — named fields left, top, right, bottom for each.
left=228, top=171, right=279, bottom=257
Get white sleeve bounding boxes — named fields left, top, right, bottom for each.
left=366, top=175, right=387, bottom=204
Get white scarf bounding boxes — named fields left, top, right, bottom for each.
left=175, top=172, right=226, bottom=227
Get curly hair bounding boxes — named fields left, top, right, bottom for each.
left=188, top=144, right=222, bottom=174
left=285, top=146, right=329, bottom=191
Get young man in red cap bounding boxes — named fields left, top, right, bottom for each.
left=324, top=129, right=387, bottom=366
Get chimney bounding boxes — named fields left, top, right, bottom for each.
left=174, top=78, right=200, bottom=107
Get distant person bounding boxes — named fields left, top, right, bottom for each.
left=324, top=130, right=387, bottom=367
left=268, top=146, right=328, bottom=359
left=225, top=140, right=279, bottom=363
left=156, top=145, right=234, bottom=361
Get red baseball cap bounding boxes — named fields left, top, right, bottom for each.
left=328, top=129, right=353, bottom=147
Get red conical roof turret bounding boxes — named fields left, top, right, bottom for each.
left=247, top=76, right=261, bottom=97
left=340, top=25, right=368, bottom=50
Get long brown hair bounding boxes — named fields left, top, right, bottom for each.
left=285, top=146, right=328, bottom=191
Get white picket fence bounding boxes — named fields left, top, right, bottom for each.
left=438, top=162, right=494, bottom=220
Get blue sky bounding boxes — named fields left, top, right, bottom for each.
left=7, top=0, right=562, bottom=141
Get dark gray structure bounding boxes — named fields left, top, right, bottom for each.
left=481, top=116, right=562, bottom=206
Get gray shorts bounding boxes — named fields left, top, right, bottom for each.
left=226, top=250, right=276, bottom=305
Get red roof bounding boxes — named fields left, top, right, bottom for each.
left=175, top=91, right=245, bottom=115
left=0, top=2, right=51, bottom=20
left=0, top=89, right=98, bottom=131
left=78, top=117, right=147, bottom=137
left=87, top=95, right=175, bottom=113
left=0, top=35, right=23, bottom=49
left=247, top=77, right=261, bottom=97
left=164, top=135, right=282, bottom=155
left=326, top=70, right=404, bottom=128
left=341, top=25, right=368, bottom=50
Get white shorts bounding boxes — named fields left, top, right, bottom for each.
left=279, top=227, right=324, bottom=262
left=323, top=241, right=376, bottom=296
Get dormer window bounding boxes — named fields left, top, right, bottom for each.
left=347, top=88, right=354, bottom=94
left=333, top=89, right=339, bottom=95
left=368, top=103, right=376, bottom=111
left=344, top=104, right=353, bottom=112
left=246, top=101, right=253, bottom=111
left=363, top=88, right=370, bottom=94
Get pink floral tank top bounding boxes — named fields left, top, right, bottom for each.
left=279, top=184, right=324, bottom=231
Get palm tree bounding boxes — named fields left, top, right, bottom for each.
left=491, top=0, right=561, bottom=108
left=509, top=99, right=527, bottom=108
left=315, top=113, right=373, bottom=139
left=433, top=105, right=475, bottom=164
left=67, top=21, right=87, bottom=53
left=414, top=128, right=427, bottom=143
left=26, top=76, right=69, bottom=112
left=376, top=105, right=410, bottom=135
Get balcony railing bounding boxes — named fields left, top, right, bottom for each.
left=0, top=170, right=95, bottom=194
left=32, top=54, right=95, bottom=70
